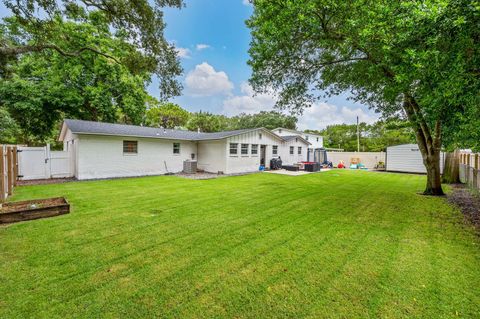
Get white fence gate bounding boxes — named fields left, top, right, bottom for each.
left=18, top=145, right=73, bottom=180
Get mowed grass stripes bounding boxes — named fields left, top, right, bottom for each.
left=0, top=170, right=479, bottom=318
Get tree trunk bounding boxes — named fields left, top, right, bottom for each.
left=403, top=94, right=444, bottom=196
left=423, top=150, right=444, bottom=195
left=442, top=150, right=460, bottom=184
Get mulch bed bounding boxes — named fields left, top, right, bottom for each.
left=447, top=184, right=480, bottom=232
left=0, top=197, right=70, bottom=224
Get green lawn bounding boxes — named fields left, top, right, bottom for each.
left=1, top=170, right=479, bottom=318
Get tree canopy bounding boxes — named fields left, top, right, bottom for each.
left=145, top=99, right=190, bottom=129
left=0, top=12, right=151, bottom=144
left=247, top=0, right=480, bottom=195
left=229, top=111, right=297, bottom=130
left=185, top=111, right=230, bottom=133
left=1, top=0, right=183, bottom=99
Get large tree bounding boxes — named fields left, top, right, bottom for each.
left=0, top=0, right=183, bottom=99
left=186, top=111, right=230, bottom=133
left=247, top=0, right=480, bottom=195
left=0, top=12, right=151, bottom=144
left=229, top=111, right=297, bottom=130
left=145, top=99, right=190, bottom=129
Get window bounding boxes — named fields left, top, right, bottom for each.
left=229, top=143, right=238, bottom=155
left=279, top=129, right=282, bottom=133
left=251, top=144, right=258, bottom=155
left=259, top=133, right=262, bottom=140
left=316, top=137, right=319, bottom=142
left=298, top=146, right=302, bottom=155
left=123, top=140, right=137, bottom=154
left=305, top=136, right=309, bottom=141
left=241, top=144, right=249, bottom=155
left=173, top=143, right=180, bottom=154
left=272, top=145, right=278, bottom=155
left=290, top=146, right=294, bottom=155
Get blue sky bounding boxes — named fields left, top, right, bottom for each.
left=0, top=0, right=379, bottom=130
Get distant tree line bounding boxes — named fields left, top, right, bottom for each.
left=144, top=99, right=298, bottom=133
left=306, top=120, right=416, bottom=152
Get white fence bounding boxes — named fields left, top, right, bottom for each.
left=327, top=151, right=385, bottom=169
left=18, top=144, right=73, bottom=180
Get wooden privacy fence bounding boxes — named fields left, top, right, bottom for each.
left=0, top=145, right=18, bottom=203
left=459, top=152, right=480, bottom=190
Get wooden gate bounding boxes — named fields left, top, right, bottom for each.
left=0, top=145, right=18, bottom=203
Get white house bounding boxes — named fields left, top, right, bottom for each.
left=271, top=128, right=324, bottom=149
left=59, top=120, right=310, bottom=180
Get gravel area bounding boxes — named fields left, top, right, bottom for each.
left=175, top=171, right=260, bottom=180
left=447, top=184, right=480, bottom=232
left=17, top=178, right=76, bottom=186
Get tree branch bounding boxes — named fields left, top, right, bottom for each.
left=0, top=44, right=120, bottom=63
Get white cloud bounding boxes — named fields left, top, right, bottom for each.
left=223, top=82, right=379, bottom=129
left=185, top=62, right=234, bottom=96
left=196, top=44, right=210, bottom=51
left=296, top=102, right=379, bottom=130
left=175, top=47, right=191, bottom=59
left=223, top=83, right=277, bottom=116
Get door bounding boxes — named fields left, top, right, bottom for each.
left=18, top=146, right=49, bottom=180
left=260, top=145, right=266, bottom=166
left=18, top=145, right=73, bottom=180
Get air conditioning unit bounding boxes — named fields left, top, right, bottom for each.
left=183, top=160, right=197, bottom=174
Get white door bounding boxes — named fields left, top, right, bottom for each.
left=50, top=151, right=72, bottom=178
left=18, top=146, right=49, bottom=180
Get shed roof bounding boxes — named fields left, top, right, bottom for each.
left=59, top=119, right=285, bottom=142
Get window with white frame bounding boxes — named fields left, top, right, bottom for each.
left=173, top=142, right=180, bottom=154
left=251, top=144, right=258, bottom=155
left=229, top=143, right=238, bottom=155
left=305, top=136, right=309, bottom=141
left=123, top=140, right=138, bottom=154
left=259, top=133, right=262, bottom=140
left=272, top=145, right=278, bottom=155
left=316, top=137, right=319, bottom=142
left=241, top=144, right=249, bottom=155
left=298, top=146, right=302, bottom=155
left=290, top=146, right=294, bottom=155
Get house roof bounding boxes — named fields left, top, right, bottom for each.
left=281, top=135, right=311, bottom=145
left=272, top=127, right=322, bottom=137
left=59, top=119, right=284, bottom=142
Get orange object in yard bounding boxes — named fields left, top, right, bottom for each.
left=350, top=157, right=360, bottom=164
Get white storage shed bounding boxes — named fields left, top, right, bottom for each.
left=386, top=144, right=445, bottom=174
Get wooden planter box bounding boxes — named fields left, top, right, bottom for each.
left=0, top=197, right=70, bottom=224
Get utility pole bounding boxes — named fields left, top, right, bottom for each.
left=356, top=116, right=360, bottom=152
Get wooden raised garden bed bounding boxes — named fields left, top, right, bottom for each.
left=0, top=197, right=70, bottom=224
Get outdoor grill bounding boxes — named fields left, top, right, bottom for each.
left=270, top=157, right=283, bottom=170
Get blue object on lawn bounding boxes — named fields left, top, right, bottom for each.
left=259, top=165, right=265, bottom=171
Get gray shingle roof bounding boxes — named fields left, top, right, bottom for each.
left=280, top=135, right=311, bottom=145
left=63, top=119, right=268, bottom=141
left=282, top=135, right=299, bottom=141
